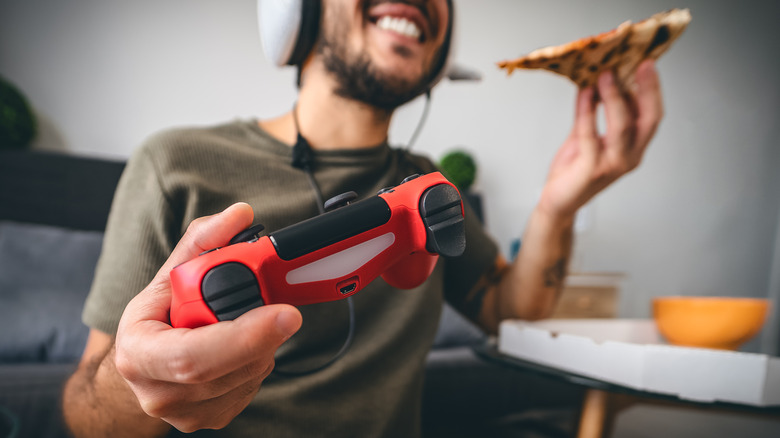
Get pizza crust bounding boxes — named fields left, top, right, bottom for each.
left=497, top=9, right=692, bottom=89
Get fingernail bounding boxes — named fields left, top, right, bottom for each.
left=225, top=202, right=249, bottom=213
left=276, top=310, right=301, bottom=339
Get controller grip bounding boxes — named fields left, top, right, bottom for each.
left=381, top=252, right=439, bottom=289
left=170, top=249, right=267, bottom=328
left=419, top=184, right=466, bottom=257
left=199, top=262, right=265, bottom=320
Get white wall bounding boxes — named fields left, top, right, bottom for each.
left=2, top=0, right=779, bottom=351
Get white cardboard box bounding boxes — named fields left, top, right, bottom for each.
left=498, top=319, right=780, bottom=407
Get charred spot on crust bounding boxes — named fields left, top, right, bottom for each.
left=580, top=79, right=589, bottom=87
left=600, top=47, right=617, bottom=65
left=548, top=63, right=560, bottom=70
left=645, top=25, right=671, bottom=55
left=588, top=65, right=598, bottom=72
left=587, top=41, right=599, bottom=49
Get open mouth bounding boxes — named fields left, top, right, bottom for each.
left=366, top=1, right=433, bottom=44
left=374, top=16, right=422, bottom=41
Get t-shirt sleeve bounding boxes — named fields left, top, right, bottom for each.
left=442, top=196, right=501, bottom=322
left=82, top=144, right=178, bottom=335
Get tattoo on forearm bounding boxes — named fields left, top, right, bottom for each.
left=544, top=258, right=567, bottom=289
left=461, top=256, right=509, bottom=320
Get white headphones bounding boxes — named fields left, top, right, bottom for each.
left=258, top=0, right=321, bottom=67
left=257, top=0, right=456, bottom=86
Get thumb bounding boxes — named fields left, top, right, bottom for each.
left=125, top=304, right=302, bottom=382
left=124, top=202, right=254, bottom=324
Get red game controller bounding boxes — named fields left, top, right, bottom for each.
left=169, top=172, right=466, bottom=328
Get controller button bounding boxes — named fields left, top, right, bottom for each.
left=228, top=223, right=266, bottom=245
left=202, top=262, right=263, bottom=321
left=401, top=174, right=421, bottom=184
left=420, top=185, right=466, bottom=257
left=377, top=187, right=395, bottom=195
left=324, top=191, right=358, bottom=212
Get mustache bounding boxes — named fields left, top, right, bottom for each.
left=364, top=0, right=432, bottom=21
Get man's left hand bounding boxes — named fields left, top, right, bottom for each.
left=538, top=59, right=664, bottom=221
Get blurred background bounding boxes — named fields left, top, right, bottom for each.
left=1, top=0, right=778, bottom=354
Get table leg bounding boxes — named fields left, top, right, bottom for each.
left=577, top=389, right=609, bottom=438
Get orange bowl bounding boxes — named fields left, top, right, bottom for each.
left=652, top=297, right=770, bottom=350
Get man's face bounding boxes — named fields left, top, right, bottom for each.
left=316, top=0, right=451, bottom=110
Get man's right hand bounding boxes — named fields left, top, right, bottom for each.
left=65, top=203, right=302, bottom=436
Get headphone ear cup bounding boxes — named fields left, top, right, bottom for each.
left=258, top=0, right=320, bottom=67
left=427, top=0, right=455, bottom=88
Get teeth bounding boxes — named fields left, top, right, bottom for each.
left=376, top=15, right=421, bottom=40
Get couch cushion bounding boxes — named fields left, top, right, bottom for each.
left=0, top=363, right=76, bottom=438
left=0, top=221, right=102, bottom=363
left=431, top=303, right=487, bottom=349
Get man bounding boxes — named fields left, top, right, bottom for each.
left=63, top=0, right=663, bottom=436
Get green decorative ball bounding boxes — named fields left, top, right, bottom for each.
left=0, top=76, right=37, bottom=150
left=439, top=149, right=477, bottom=192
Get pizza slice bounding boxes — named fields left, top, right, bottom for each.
left=497, top=8, right=692, bottom=89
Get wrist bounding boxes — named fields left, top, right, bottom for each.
left=531, top=204, right=576, bottom=232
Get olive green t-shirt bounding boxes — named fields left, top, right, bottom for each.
left=83, top=119, right=499, bottom=437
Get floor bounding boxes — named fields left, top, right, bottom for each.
left=611, top=404, right=780, bottom=438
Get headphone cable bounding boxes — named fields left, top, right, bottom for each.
left=405, top=90, right=432, bottom=151
left=274, top=102, right=356, bottom=377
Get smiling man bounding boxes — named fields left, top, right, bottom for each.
left=62, top=0, right=663, bottom=437
left=315, top=0, right=450, bottom=109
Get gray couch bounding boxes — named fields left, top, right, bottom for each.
left=0, top=150, right=581, bottom=438
left=0, top=150, right=124, bottom=438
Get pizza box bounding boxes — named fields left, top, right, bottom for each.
left=497, top=319, right=780, bottom=407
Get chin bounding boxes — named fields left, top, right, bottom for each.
left=369, top=50, right=427, bottom=84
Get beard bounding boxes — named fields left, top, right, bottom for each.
left=315, top=3, right=447, bottom=111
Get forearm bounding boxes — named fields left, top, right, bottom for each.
left=63, top=344, right=170, bottom=438
left=481, top=207, right=574, bottom=330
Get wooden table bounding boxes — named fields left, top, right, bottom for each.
left=475, top=344, right=780, bottom=438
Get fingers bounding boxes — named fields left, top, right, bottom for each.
left=118, top=303, right=301, bottom=384
left=143, top=357, right=274, bottom=409
left=569, top=85, right=602, bottom=170
left=159, top=202, right=255, bottom=277
left=158, top=377, right=267, bottom=433
left=137, top=358, right=272, bottom=431
left=573, top=85, right=598, bottom=140
left=595, top=60, right=663, bottom=174
left=118, top=201, right=257, bottom=336
left=632, top=59, right=664, bottom=150
left=598, top=70, right=636, bottom=154
left=116, top=303, right=301, bottom=429
left=112, top=200, right=300, bottom=431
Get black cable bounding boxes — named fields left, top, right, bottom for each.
left=272, top=296, right=356, bottom=377
left=273, top=103, right=356, bottom=377
left=277, top=88, right=435, bottom=375
left=404, top=90, right=432, bottom=151
left=304, top=170, right=325, bottom=214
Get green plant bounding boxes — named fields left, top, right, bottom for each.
left=0, top=75, right=37, bottom=150
left=439, top=149, right=477, bottom=192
